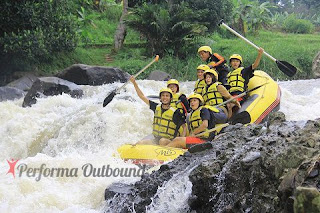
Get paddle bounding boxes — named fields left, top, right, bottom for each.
left=218, top=20, right=297, bottom=77
left=195, top=123, right=229, bottom=137
left=215, top=82, right=269, bottom=108
left=103, top=55, right=160, bottom=107
left=147, top=95, right=159, bottom=99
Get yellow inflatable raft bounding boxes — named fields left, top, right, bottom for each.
left=117, top=71, right=280, bottom=165
left=229, top=70, right=281, bottom=124
left=117, top=144, right=187, bottom=165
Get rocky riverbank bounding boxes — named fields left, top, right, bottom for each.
left=104, top=112, right=320, bottom=213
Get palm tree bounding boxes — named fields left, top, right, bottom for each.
left=231, top=0, right=253, bottom=35
left=246, top=1, right=275, bottom=33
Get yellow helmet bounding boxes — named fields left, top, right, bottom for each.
left=159, top=88, right=173, bottom=98
left=204, top=69, right=218, bottom=81
left=229, top=54, right=243, bottom=63
left=196, top=64, right=210, bottom=71
left=167, top=79, right=179, bottom=92
left=197, top=46, right=212, bottom=54
left=188, top=93, right=204, bottom=105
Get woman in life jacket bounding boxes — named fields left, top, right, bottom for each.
left=226, top=48, right=264, bottom=115
left=129, top=76, right=186, bottom=145
left=202, top=69, right=241, bottom=119
left=194, top=64, right=210, bottom=95
left=198, top=45, right=230, bottom=87
left=166, top=93, right=227, bottom=149
left=167, top=79, right=191, bottom=114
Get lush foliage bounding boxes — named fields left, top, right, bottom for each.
left=0, top=0, right=78, bottom=70
left=104, top=30, right=319, bottom=81
left=126, top=0, right=232, bottom=58
left=283, top=14, right=315, bottom=34
left=126, top=2, right=206, bottom=57
left=231, top=0, right=275, bottom=34
left=0, top=0, right=318, bottom=83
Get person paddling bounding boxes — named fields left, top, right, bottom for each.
left=194, top=64, right=210, bottom=95
left=130, top=76, right=186, bottom=145
left=198, top=46, right=229, bottom=87
left=227, top=48, right=264, bottom=104
left=166, top=93, right=227, bottom=149
left=202, top=69, right=241, bottom=119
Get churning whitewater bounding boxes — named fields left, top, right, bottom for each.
left=1, top=78, right=320, bottom=212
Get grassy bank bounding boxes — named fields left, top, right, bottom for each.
left=37, top=9, right=319, bottom=81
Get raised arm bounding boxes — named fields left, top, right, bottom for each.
left=130, top=76, right=149, bottom=106
left=252, top=48, right=264, bottom=70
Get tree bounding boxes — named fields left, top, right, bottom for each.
left=126, top=0, right=232, bottom=57
left=126, top=2, right=207, bottom=57
left=113, top=0, right=128, bottom=51
left=231, top=0, right=276, bottom=34
left=231, top=0, right=253, bottom=35
left=246, top=1, right=275, bottom=33
left=0, top=0, right=78, bottom=68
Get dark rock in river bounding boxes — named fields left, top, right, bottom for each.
left=147, top=71, right=171, bottom=81
left=23, top=77, right=83, bottom=107
left=0, top=86, right=25, bottom=102
left=104, top=112, right=320, bottom=213
left=56, top=64, right=129, bottom=85
left=6, top=73, right=38, bottom=91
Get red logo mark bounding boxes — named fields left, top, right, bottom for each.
left=7, top=159, right=19, bottom=178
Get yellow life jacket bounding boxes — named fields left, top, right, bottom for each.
left=227, top=67, right=246, bottom=93
left=194, top=79, right=206, bottom=94
left=202, top=82, right=224, bottom=106
left=152, top=104, right=178, bottom=140
left=189, top=106, right=210, bottom=139
left=170, top=93, right=183, bottom=110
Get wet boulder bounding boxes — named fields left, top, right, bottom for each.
left=147, top=71, right=171, bottom=81
left=22, top=77, right=83, bottom=107
left=56, top=64, right=130, bottom=85
left=0, top=86, right=25, bottom=102
left=6, top=73, right=38, bottom=91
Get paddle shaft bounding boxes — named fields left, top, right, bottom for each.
left=215, top=82, right=268, bottom=108
left=116, top=55, right=159, bottom=93
left=220, top=22, right=277, bottom=62
left=195, top=123, right=229, bottom=137
left=103, top=55, right=159, bottom=107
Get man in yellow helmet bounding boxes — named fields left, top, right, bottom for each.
left=227, top=48, right=264, bottom=104
left=194, top=64, right=210, bottom=95
left=198, top=45, right=230, bottom=87
left=130, top=76, right=186, bottom=145
left=167, top=79, right=190, bottom=115
left=166, top=93, right=227, bottom=149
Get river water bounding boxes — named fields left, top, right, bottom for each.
left=0, top=78, right=320, bottom=212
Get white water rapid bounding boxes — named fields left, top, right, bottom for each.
left=1, top=78, right=320, bottom=212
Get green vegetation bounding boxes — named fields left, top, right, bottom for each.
left=283, top=14, right=315, bottom=34
left=0, top=0, right=78, bottom=70
left=126, top=0, right=232, bottom=57
left=105, top=30, right=319, bottom=81
left=0, top=0, right=319, bottom=84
